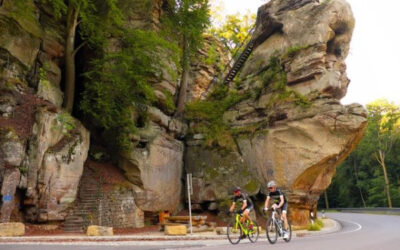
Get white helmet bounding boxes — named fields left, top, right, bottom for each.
left=267, top=180, right=276, bottom=188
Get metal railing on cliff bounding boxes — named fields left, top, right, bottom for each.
left=202, top=26, right=256, bottom=98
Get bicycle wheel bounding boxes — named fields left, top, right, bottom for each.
left=283, top=221, right=292, bottom=242
left=248, top=220, right=259, bottom=243
left=227, top=221, right=242, bottom=244
left=266, top=218, right=278, bottom=244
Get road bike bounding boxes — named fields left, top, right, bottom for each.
left=265, top=207, right=292, bottom=244
left=227, top=211, right=259, bottom=244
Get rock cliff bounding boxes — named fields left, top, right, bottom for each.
left=0, top=0, right=367, bottom=228
left=0, top=0, right=89, bottom=223
left=185, top=0, right=367, bottom=225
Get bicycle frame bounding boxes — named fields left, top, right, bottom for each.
left=270, top=209, right=284, bottom=236
left=233, top=213, right=250, bottom=235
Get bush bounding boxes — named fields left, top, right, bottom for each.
left=308, top=219, right=324, bottom=231
left=185, top=85, right=250, bottom=149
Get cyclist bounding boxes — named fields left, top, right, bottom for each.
left=229, top=187, right=254, bottom=230
left=264, top=180, right=289, bottom=239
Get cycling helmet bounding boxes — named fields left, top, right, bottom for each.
left=233, top=186, right=241, bottom=193
left=267, top=180, right=276, bottom=188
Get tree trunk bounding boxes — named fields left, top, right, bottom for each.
left=176, top=35, right=190, bottom=117
left=324, top=191, right=329, bottom=209
left=375, top=150, right=392, bottom=208
left=63, top=3, right=80, bottom=113
left=353, top=159, right=366, bottom=208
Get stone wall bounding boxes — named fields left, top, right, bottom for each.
left=97, top=189, right=144, bottom=228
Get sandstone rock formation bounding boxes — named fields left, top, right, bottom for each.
left=187, top=35, right=230, bottom=102
left=0, top=0, right=89, bottom=223
left=0, top=0, right=367, bottom=229
left=185, top=0, right=367, bottom=226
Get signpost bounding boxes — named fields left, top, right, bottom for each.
left=187, top=173, right=193, bottom=235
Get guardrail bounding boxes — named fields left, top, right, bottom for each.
left=327, top=207, right=400, bottom=215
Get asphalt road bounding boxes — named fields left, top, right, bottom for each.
left=1, top=213, right=399, bottom=250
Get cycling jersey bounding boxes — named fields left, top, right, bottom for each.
left=267, top=188, right=287, bottom=204
left=233, top=192, right=254, bottom=208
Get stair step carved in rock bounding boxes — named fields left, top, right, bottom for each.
left=62, top=167, right=103, bottom=232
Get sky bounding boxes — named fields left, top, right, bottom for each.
left=213, top=0, right=400, bottom=107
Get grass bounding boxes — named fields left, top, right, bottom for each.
left=308, top=219, right=324, bottom=231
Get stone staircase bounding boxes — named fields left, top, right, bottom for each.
left=62, top=167, right=102, bottom=232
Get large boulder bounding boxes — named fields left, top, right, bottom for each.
left=119, top=124, right=184, bottom=212
left=24, top=109, right=90, bottom=222
left=185, top=0, right=366, bottom=226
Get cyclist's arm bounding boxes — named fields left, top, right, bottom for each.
left=241, top=200, right=247, bottom=211
left=229, top=202, right=235, bottom=212
left=278, top=195, right=284, bottom=208
left=264, top=196, right=270, bottom=208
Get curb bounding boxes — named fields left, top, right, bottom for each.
left=295, top=218, right=342, bottom=238
left=0, top=218, right=341, bottom=244
left=0, top=234, right=227, bottom=243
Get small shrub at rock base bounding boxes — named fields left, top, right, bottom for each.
left=308, top=219, right=324, bottom=231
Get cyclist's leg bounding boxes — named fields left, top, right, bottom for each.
left=243, top=206, right=254, bottom=228
left=242, top=208, right=251, bottom=222
left=281, top=203, right=288, bottom=230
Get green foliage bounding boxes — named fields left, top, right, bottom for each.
left=80, top=29, right=180, bottom=151
left=185, top=49, right=312, bottom=150
left=40, top=0, right=67, bottom=18
left=230, top=121, right=269, bottom=138
left=5, top=0, right=42, bottom=37
left=210, top=12, right=255, bottom=55
left=203, top=44, right=219, bottom=66
left=56, top=112, right=77, bottom=132
left=315, top=219, right=324, bottom=228
left=185, top=85, right=250, bottom=149
left=163, top=0, right=211, bottom=55
left=79, top=0, right=125, bottom=47
left=322, top=99, right=400, bottom=208
left=262, top=56, right=287, bottom=90
left=43, top=0, right=124, bottom=47
left=282, top=45, right=309, bottom=59
left=259, top=55, right=310, bottom=108
left=159, top=90, right=177, bottom=114
left=308, top=222, right=322, bottom=231
left=18, top=166, right=29, bottom=174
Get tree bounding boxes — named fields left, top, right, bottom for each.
left=210, top=12, right=256, bottom=55
left=323, top=99, right=400, bottom=208
left=43, top=0, right=123, bottom=113
left=367, top=99, right=400, bottom=207
left=164, top=0, right=210, bottom=117
left=80, top=29, right=180, bottom=152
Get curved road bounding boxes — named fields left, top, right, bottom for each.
left=1, top=213, right=399, bottom=250
left=196, top=212, right=400, bottom=250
